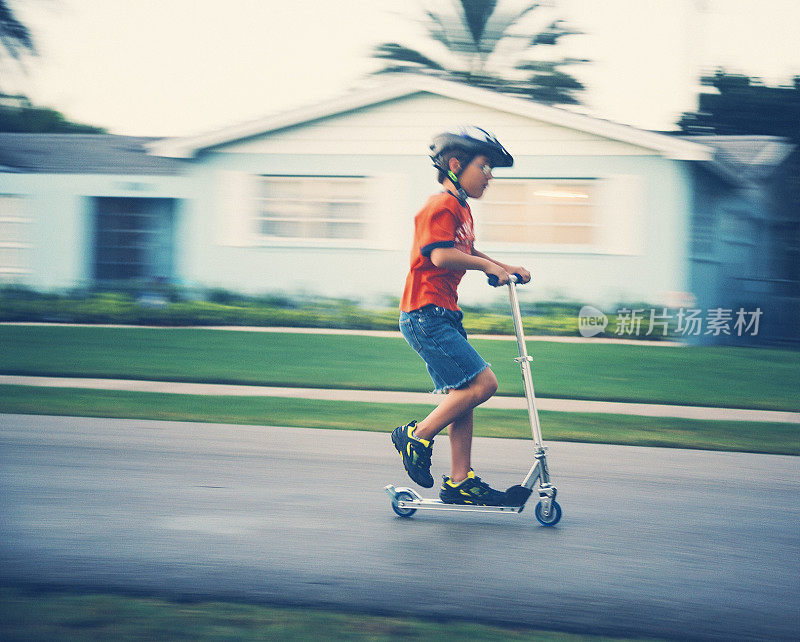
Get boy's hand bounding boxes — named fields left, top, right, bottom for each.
left=485, top=263, right=511, bottom=286
left=506, top=266, right=531, bottom=284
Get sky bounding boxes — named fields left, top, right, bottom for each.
left=6, top=0, right=800, bottom=138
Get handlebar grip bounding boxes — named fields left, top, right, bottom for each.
left=488, top=273, right=525, bottom=287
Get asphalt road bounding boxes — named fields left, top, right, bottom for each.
left=1, top=414, right=798, bottom=640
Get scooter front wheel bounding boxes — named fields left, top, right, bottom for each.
left=391, top=491, right=417, bottom=518
left=534, top=500, right=562, bottom=526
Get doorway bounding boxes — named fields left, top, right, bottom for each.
left=92, top=197, right=175, bottom=283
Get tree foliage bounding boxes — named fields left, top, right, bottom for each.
left=678, top=70, right=800, bottom=141
left=0, top=94, right=106, bottom=133
left=372, top=0, right=587, bottom=106
left=0, top=5, right=105, bottom=133
left=0, top=0, right=34, bottom=64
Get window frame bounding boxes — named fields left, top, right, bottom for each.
left=473, top=177, right=602, bottom=254
left=253, top=174, right=372, bottom=248
left=0, top=195, right=32, bottom=276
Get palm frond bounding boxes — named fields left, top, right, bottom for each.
left=370, top=0, right=587, bottom=106
left=458, top=0, right=498, bottom=47
left=0, top=0, right=36, bottom=60
left=372, top=43, right=445, bottom=71
left=516, top=57, right=589, bottom=73
left=373, top=66, right=444, bottom=78
left=530, top=70, right=585, bottom=90
left=479, top=2, right=544, bottom=53
left=425, top=6, right=475, bottom=56
left=425, top=9, right=457, bottom=52
left=530, top=19, right=582, bottom=47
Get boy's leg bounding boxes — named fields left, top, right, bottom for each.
left=413, top=367, right=498, bottom=441
left=392, top=345, right=495, bottom=489
left=438, top=406, right=507, bottom=506
left=447, top=408, right=473, bottom=483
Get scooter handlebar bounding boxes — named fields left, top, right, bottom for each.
left=488, top=273, right=526, bottom=287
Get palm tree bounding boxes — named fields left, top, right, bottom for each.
left=0, top=0, right=35, bottom=65
left=373, top=0, right=587, bottom=105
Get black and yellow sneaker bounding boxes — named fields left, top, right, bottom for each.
left=439, top=470, right=505, bottom=506
left=391, top=421, right=434, bottom=488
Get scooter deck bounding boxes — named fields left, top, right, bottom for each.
left=385, top=485, right=525, bottom=514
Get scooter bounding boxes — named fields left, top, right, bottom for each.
left=385, top=274, right=562, bottom=526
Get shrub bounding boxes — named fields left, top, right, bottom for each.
left=0, top=287, right=676, bottom=340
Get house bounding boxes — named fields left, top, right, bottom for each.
left=0, top=133, right=188, bottom=288
left=0, top=77, right=794, bottom=342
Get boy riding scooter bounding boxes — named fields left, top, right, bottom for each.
left=392, top=126, right=531, bottom=506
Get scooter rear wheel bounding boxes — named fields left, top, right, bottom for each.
left=534, top=500, right=562, bottom=526
left=391, top=491, right=417, bottom=518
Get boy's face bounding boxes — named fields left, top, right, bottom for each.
left=453, top=154, right=493, bottom=199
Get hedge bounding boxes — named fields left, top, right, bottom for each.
left=0, top=288, right=671, bottom=340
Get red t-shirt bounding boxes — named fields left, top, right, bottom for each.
left=400, top=192, right=475, bottom=312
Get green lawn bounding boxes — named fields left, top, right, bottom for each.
left=1, top=325, right=799, bottom=410
left=2, top=385, right=797, bottom=455
left=0, top=587, right=650, bottom=642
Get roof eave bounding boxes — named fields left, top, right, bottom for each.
left=147, top=76, right=715, bottom=161
left=146, top=80, right=424, bottom=158
left=425, top=80, right=714, bottom=161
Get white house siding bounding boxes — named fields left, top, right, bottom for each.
left=0, top=172, right=189, bottom=289
left=469, top=156, right=691, bottom=308
left=181, top=92, right=691, bottom=308
left=180, top=154, right=423, bottom=303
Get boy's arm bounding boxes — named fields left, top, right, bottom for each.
left=471, top=247, right=531, bottom=283
left=429, top=247, right=511, bottom=284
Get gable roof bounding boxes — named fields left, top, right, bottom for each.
left=146, top=76, right=714, bottom=161
left=0, top=134, right=187, bottom=174
left=680, top=135, right=794, bottom=182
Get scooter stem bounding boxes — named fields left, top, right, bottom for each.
left=506, top=278, right=546, bottom=453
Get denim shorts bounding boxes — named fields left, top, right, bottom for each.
left=399, top=305, right=490, bottom=394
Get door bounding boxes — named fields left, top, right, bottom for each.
left=92, top=197, right=175, bottom=283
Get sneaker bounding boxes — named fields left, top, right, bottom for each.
left=391, top=421, right=434, bottom=488
left=439, top=470, right=505, bottom=506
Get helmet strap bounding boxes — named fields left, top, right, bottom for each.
left=446, top=169, right=469, bottom=203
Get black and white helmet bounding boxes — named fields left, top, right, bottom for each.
left=429, top=126, right=514, bottom=171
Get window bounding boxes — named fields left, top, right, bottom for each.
left=0, top=195, right=31, bottom=277
left=93, top=197, right=175, bottom=282
left=255, top=176, right=368, bottom=242
left=476, top=179, right=599, bottom=248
